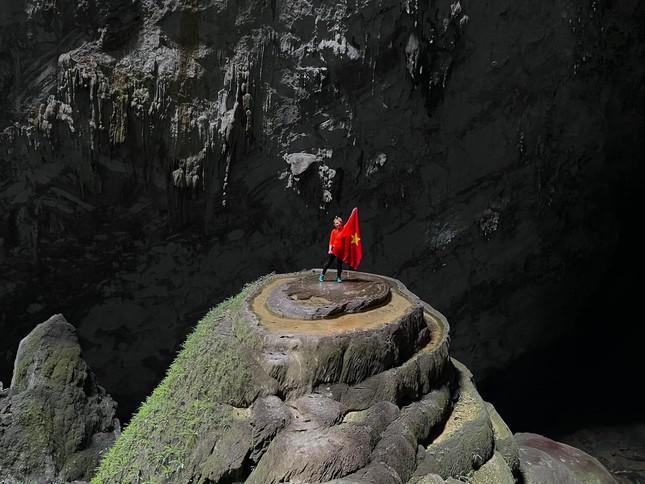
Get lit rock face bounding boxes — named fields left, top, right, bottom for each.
left=1, top=0, right=642, bottom=422
left=92, top=272, right=616, bottom=483
left=0, top=314, right=120, bottom=484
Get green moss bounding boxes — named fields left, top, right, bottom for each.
left=47, top=345, right=81, bottom=387
left=91, top=276, right=273, bottom=484
left=17, top=399, right=53, bottom=459
left=12, top=359, right=30, bottom=391
left=343, top=409, right=369, bottom=424
left=14, top=345, right=81, bottom=402
left=12, top=334, right=41, bottom=392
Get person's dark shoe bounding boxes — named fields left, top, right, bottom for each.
left=319, top=273, right=324, bottom=282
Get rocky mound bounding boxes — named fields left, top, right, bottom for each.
left=0, top=314, right=120, bottom=484
left=92, top=271, right=617, bottom=483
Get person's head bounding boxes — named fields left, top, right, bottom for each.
left=333, top=216, right=343, bottom=228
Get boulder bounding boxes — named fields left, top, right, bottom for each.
left=0, top=314, right=120, bottom=484
left=516, top=432, right=618, bottom=484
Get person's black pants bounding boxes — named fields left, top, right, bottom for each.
left=322, top=253, right=343, bottom=278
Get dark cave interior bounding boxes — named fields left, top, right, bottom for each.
left=480, top=129, right=645, bottom=439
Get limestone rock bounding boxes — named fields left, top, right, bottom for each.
left=469, top=452, right=515, bottom=484
left=486, top=402, right=520, bottom=474
left=413, top=359, right=495, bottom=480
left=93, top=273, right=453, bottom=482
left=249, top=395, right=292, bottom=462
left=516, top=432, right=618, bottom=484
left=90, top=272, right=617, bottom=484
left=0, top=314, right=120, bottom=484
left=414, top=475, right=449, bottom=484
left=267, top=273, right=392, bottom=319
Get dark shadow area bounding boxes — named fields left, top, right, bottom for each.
left=479, top=161, right=645, bottom=439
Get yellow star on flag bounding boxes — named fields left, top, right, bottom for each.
left=351, top=233, right=361, bottom=245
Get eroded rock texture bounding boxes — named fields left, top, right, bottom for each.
left=0, top=0, right=643, bottom=423
left=92, top=272, right=617, bottom=483
left=0, top=314, right=120, bottom=484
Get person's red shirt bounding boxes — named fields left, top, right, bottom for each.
left=329, top=226, right=343, bottom=251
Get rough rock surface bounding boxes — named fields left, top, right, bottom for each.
left=267, top=273, right=391, bottom=319
left=1, top=0, right=643, bottom=423
left=516, top=432, right=618, bottom=484
left=91, top=272, right=617, bottom=483
left=0, top=314, right=120, bottom=484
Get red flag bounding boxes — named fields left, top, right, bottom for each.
left=332, top=207, right=363, bottom=269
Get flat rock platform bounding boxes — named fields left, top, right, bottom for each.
left=265, top=272, right=391, bottom=320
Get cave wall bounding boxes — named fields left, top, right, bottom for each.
left=1, top=0, right=643, bottom=418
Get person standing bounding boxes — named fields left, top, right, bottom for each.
left=320, top=216, right=344, bottom=282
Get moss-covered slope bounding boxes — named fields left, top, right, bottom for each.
left=92, top=276, right=278, bottom=483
